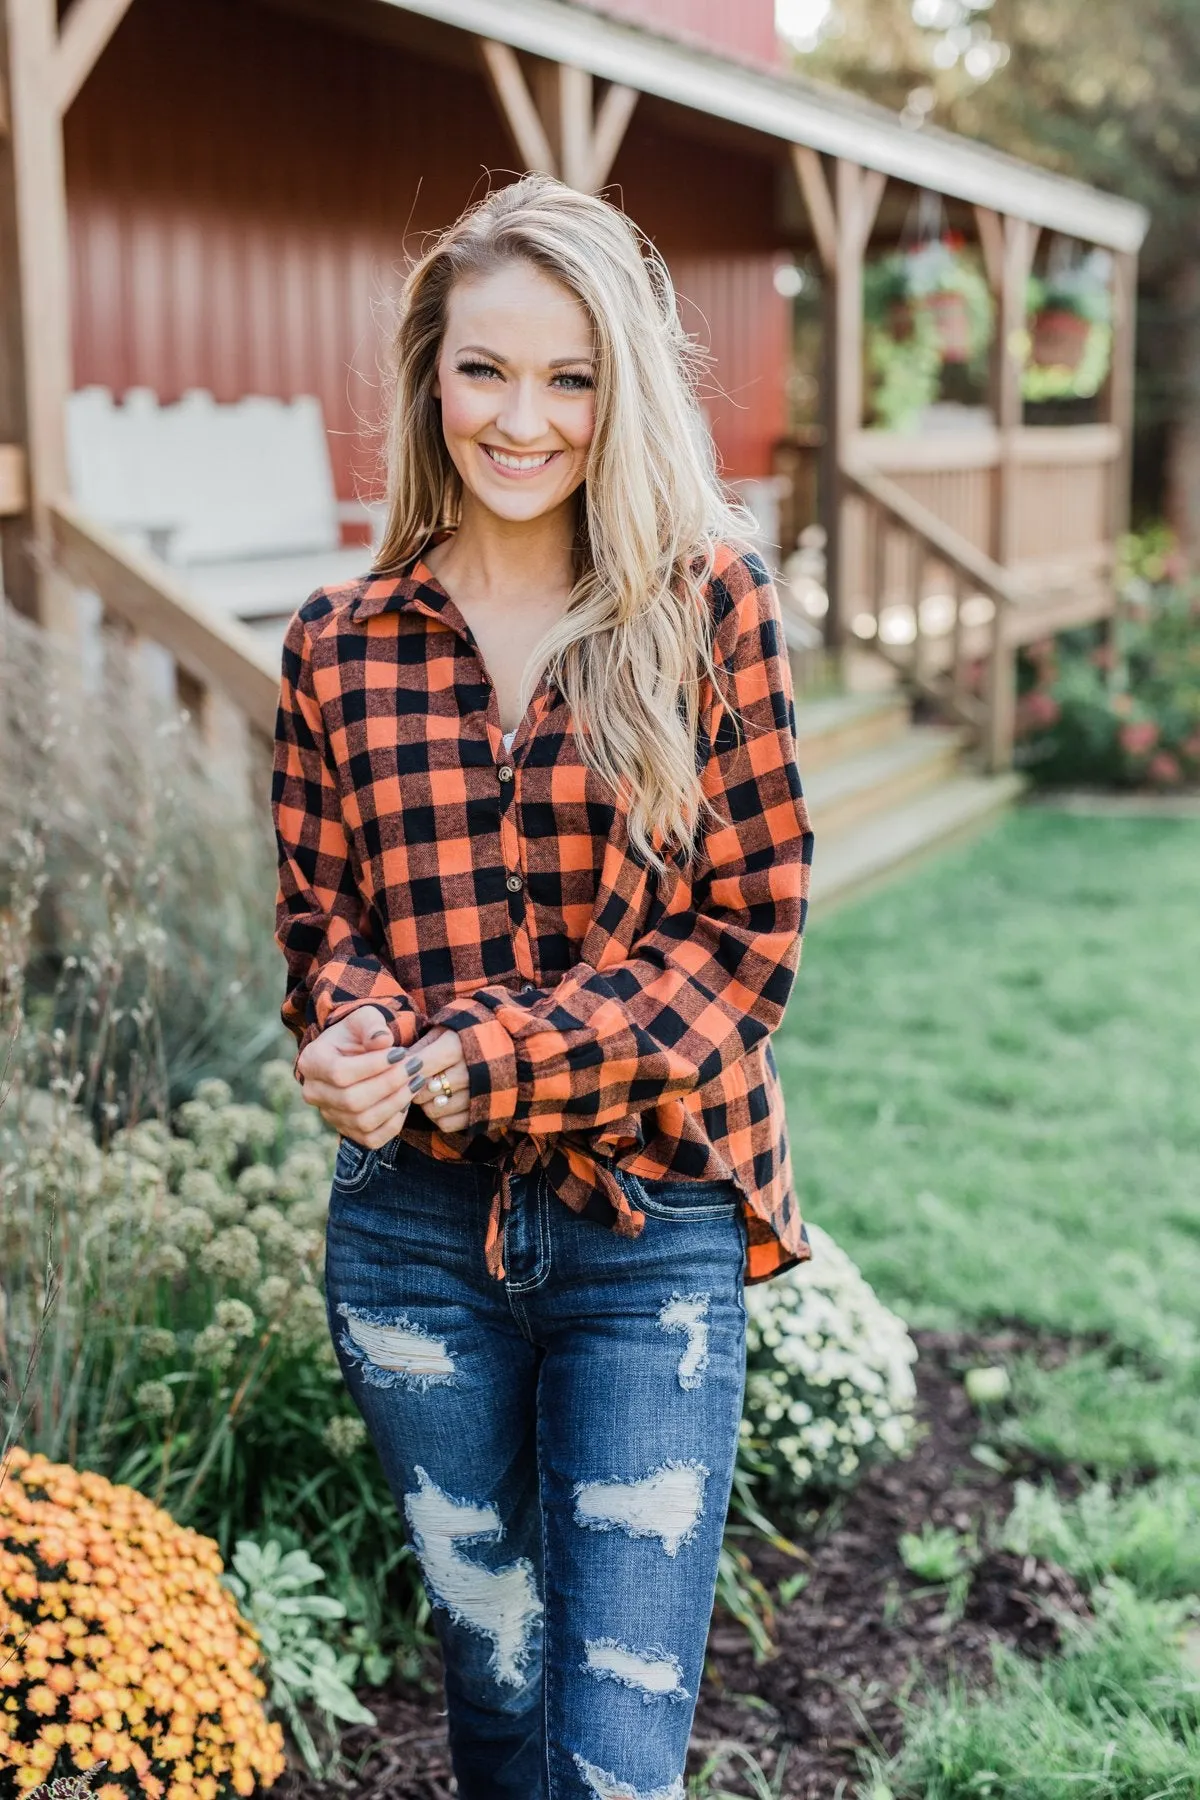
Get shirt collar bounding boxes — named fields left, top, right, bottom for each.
left=351, top=532, right=455, bottom=622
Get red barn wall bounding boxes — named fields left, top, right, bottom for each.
left=65, top=0, right=787, bottom=496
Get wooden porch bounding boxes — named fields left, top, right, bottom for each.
left=0, top=0, right=1149, bottom=861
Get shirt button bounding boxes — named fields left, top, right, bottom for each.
left=497, top=765, right=514, bottom=783
left=505, top=873, right=524, bottom=894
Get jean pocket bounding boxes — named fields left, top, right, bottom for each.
left=332, top=1135, right=384, bottom=1193
left=616, top=1169, right=741, bottom=1222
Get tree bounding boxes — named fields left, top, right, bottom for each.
left=796, top=0, right=1200, bottom=550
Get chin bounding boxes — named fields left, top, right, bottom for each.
left=470, top=480, right=577, bottom=524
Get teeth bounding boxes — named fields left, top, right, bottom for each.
left=485, top=448, right=556, bottom=470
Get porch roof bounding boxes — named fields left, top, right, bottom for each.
left=380, top=0, right=1149, bottom=253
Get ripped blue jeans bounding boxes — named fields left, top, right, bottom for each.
left=323, top=1134, right=749, bottom=1800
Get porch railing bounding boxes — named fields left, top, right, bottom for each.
left=45, top=498, right=278, bottom=804
left=841, top=460, right=1030, bottom=771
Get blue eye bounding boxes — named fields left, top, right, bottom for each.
left=553, top=372, right=594, bottom=392
left=457, top=360, right=501, bottom=380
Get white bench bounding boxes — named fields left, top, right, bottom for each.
left=67, top=387, right=382, bottom=652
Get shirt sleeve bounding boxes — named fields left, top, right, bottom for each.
left=272, top=602, right=424, bottom=1058
left=434, top=548, right=813, bottom=1136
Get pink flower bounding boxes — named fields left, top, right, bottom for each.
left=1119, top=720, right=1159, bottom=757
left=1147, top=751, right=1182, bottom=786
left=1017, top=690, right=1061, bottom=734
left=1180, top=731, right=1200, bottom=766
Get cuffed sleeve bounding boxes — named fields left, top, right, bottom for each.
left=272, top=603, right=425, bottom=1059
left=435, top=552, right=813, bottom=1135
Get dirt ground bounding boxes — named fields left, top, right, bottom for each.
left=276, top=1330, right=1087, bottom=1799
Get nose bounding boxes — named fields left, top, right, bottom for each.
left=494, top=377, right=549, bottom=446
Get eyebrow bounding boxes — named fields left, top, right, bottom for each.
left=455, top=344, right=595, bottom=368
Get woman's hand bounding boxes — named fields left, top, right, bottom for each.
left=296, top=1006, right=414, bottom=1148
left=402, top=1028, right=471, bottom=1134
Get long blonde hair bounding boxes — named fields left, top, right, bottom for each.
left=376, top=174, right=745, bottom=866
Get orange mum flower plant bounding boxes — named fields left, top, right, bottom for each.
left=0, top=1448, right=285, bottom=1798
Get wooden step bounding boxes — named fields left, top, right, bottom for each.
left=809, top=770, right=1026, bottom=915
left=795, top=691, right=909, bottom=774
left=804, top=724, right=966, bottom=841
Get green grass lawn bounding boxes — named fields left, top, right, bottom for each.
left=776, top=808, right=1200, bottom=1473
left=769, top=809, right=1200, bottom=1799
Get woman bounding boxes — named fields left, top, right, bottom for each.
left=272, top=175, right=813, bottom=1800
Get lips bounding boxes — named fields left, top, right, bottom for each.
left=480, top=445, right=561, bottom=474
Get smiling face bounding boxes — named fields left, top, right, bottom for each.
left=433, top=259, right=597, bottom=527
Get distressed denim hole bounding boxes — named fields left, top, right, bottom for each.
left=658, top=1292, right=710, bottom=1390
left=336, top=1305, right=455, bottom=1390
left=573, top=1460, right=708, bottom=1558
left=404, top=1467, right=542, bottom=1688
left=582, top=1638, right=687, bottom=1703
left=572, top=1754, right=686, bottom=1800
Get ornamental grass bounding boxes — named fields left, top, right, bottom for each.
left=0, top=1447, right=285, bottom=1799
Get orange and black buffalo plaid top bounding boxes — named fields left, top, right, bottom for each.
left=272, top=540, right=814, bottom=1283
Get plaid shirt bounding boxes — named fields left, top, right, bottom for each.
left=273, top=541, right=813, bottom=1283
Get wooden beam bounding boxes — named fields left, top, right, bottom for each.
left=588, top=79, right=637, bottom=190
left=53, top=0, right=135, bottom=115
left=856, top=166, right=887, bottom=256
left=973, top=203, right=1005, bottom=295
left=477, top=38, right=557, bottom=175
left=557, top=62, right=592, bottom=191
left=6, top=0, right=74, bottom=632
left=790, top=144, right=837, bottom=274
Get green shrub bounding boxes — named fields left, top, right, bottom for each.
left=0, top=607, right=288, bottom=1109
left=1, top=1056, right=425, bottom=1680
left=222, top=1538, right=376, bottom=1779
left=1015, top=532, right=1200, bottom=789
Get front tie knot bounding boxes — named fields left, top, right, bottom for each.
left=482, top=1129, right=646, bottom=1281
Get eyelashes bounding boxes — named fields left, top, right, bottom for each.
left=453, top=360, right=594, bottom=392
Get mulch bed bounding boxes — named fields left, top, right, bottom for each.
left=275, top=1329, right=1088, bottom=1799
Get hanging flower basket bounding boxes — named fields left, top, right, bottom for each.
left=1031, top=306, right=1091, bottom=372
left=914, top=288, right=973, bottom=363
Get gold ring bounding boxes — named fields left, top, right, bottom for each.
left=434, top=1073, right=452, bottom=1097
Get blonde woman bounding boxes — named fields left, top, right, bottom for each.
left=273, top=175, right=813, bottom=1800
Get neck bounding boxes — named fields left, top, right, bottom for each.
left=431, top=491, right=579, bottom=603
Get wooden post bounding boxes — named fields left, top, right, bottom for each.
left=5, top=0, right=74, bottom=632
left=824, top=159, right=885, bottom=654
left=790, top=151, right=886, bottom=659
left=1, top=0, right=135, bottom=632
left=1104, top=250, right=1137, bottom=544
left=974, top=206, right=1037, bottom=768
left=986, top=211, right=1039, bottom=568
left=0, top=2, right=34, bottom=615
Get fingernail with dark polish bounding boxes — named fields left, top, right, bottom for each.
left=405, top=1057, right=423, bottom=1075
left=408, top=1075, right=426, bottom=1093
left=386, top=1046, right=406, bottom=1064
left=371, top=1028, right=392, bottom=1040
